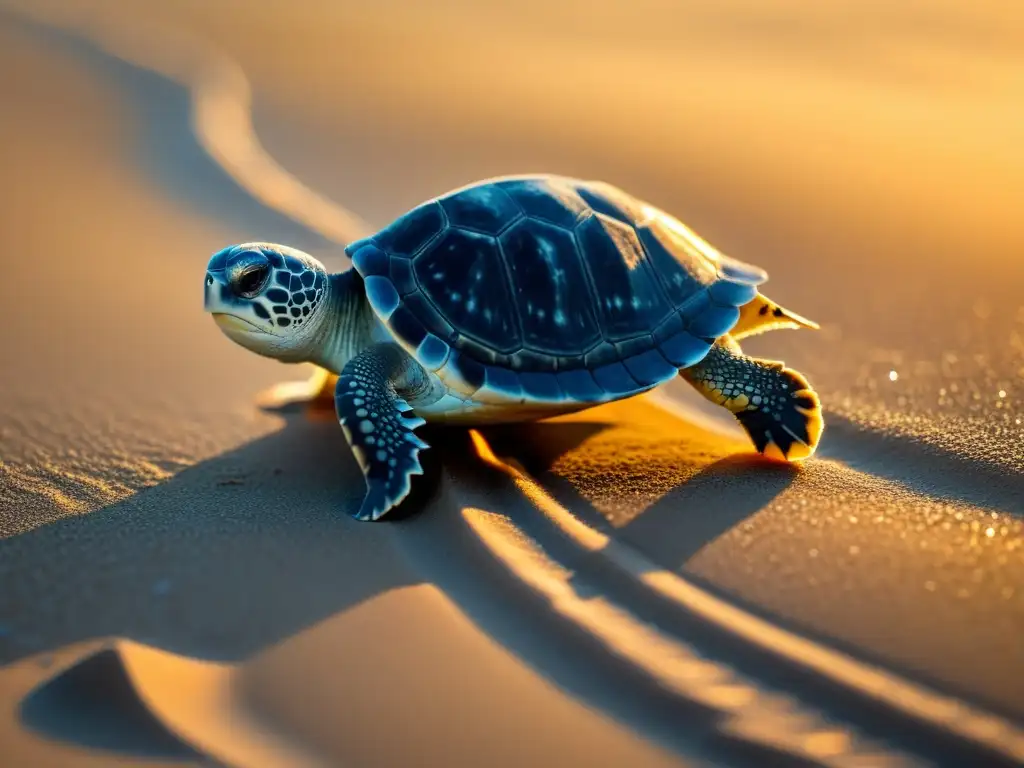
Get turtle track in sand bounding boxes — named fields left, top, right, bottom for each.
left=2, top=3, right=1022, bottom=766
left=0, top=1, right=371, bottom=248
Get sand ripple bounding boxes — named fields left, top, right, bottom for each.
left=3, top=0, right=371, bottom=246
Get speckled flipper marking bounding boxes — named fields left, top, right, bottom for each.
left=335, top=343, right=429, bottom=521
left=682, top=341, right=823, bottom=461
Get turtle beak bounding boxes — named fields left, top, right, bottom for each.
left=205, top=266, right=273, bottom=339
left=212, top=312, right=267, bottom=334
left=204, top=269, right=228, bottom=311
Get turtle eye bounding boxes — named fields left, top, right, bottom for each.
left=230, top=252, right=271, bottom=299
left=236, top=265, right=269, bottom=298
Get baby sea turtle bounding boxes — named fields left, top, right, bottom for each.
left=204, top=176, right=823, bottom=520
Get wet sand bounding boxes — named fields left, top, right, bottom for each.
left=0, top=1, right=1022, bottom=766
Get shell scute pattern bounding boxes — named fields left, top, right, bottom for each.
left=583, top=341, right=620, bottom=370
left=623, top=348, right=677, bottom=386
left=479, top=365, right=523, bottom=404
left=351, top=241, right=388, bottom=276
left=373, top=201, right=446, bottom=257
left=520, top=371, right=563, bottom=401
left=363, top=276, right=400, bottom=319
left=400, top=291, right=456, bottom=340
left=574, top=213, right=674, bottom=342
left=689, top=303, right=741, bottom=339
left=636, top=222, right=718, bottom=305
left=556, top=368, right=606, bottom=403
left=574, top=182, right=646, bottom=225
left=387, top=305, right=430, bottom=349
left=447, top=350, right=486, bottom=394
left=709, top=278, right=758, bottom=306
left=439, top=184, right=522, bottom=235
left=389, top=257, right=417, bottom=295
left=416, top=334, right=451, bottom=372
left=679, top=290, right=712, bottom=324
left=511, top=348, right=557, bottom=372
left=455, top=335, right=509, bottom=367
left=499, top=218, right=601, bottom=355
left=615, top=334, right=658, bottom=360
left=653, top=312, right=685, bottom=343
left=499, top=178, right=590, bottom=228
left=350, top=176, right=768, bottom=404
left=660, top=329, right=709, bottom=368
left=592, top=361, right=637, bottom=393
left=412, top=228, right=521, bottom=353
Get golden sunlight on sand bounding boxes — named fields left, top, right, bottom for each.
left=1, top=1, right=1022, bottom=766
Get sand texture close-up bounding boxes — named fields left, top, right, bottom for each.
left=0, top=1, right=1022, bottom=766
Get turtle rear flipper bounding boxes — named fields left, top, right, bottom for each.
left=682, top=341, right=823, bottom=461
left=336, top=343, right=431, bottom=521
left=257, top=366, right=338, bottom=412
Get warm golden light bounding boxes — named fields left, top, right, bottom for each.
left=3, top=1, right=1022, bottom=766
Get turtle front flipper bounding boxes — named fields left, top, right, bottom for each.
left=336, top=343, right=431, bottom=521
left=681, top=340, right=823, bottom=461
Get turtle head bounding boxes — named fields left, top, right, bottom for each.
left=204, top=243, right=330, bottom=362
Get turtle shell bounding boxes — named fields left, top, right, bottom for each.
left=348, top=175, right=766, bottom=404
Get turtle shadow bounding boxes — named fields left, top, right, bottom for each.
left=0, top=415, right=641, bottom=763
left=431, top=427, right=1024, bottom=764
left=376, top=427, right=803, bottom=766
left=480, top=418, right=797, bottom=556
left=481, top=421, right=614, bottom=470
left=3, top=412, right=1005, bottom=767
left=478, top=419, right=1024, bottom=729
left=616, top=454, right=798, bottom=569
left=480, top=420, right=618, bottom=533
left=0, top=409, right=422, bottom=671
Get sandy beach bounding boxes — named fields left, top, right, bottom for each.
left=0, top=1, right=1022, bottom=766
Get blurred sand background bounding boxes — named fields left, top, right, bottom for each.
left=0, top=1, right=1022, bottom=766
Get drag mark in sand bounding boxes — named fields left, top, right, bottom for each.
left=1, top=0, right=372, bottom=247
left=468, top=429, right=1024, bottom=766
left=461, top=505, right=897, bottom=767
